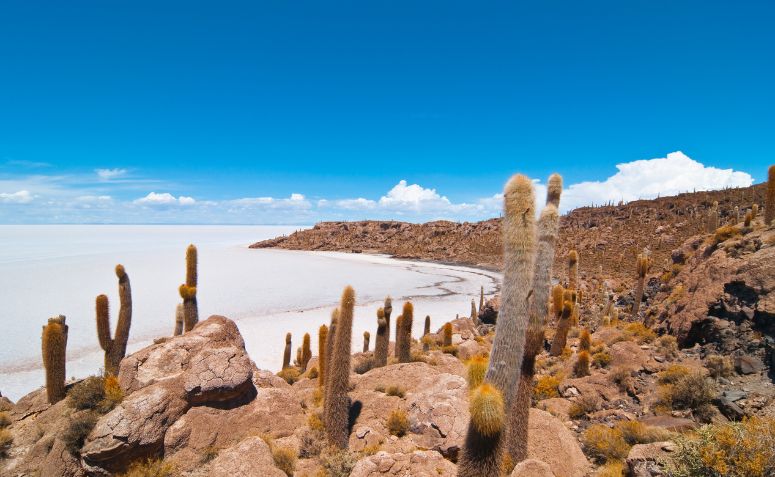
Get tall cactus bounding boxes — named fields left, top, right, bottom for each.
left=442, top=322, right=453, bottom=347
left=507, top=195, right=560, bottom=460
left=551, top=284, right=564, bottom=324
left=325, top=309, right=338, bottom=389
left=363, top=331, right=370, bottom=353
left=470, top=299, right=477, bottom=320
left=173, top=304, right=184, bottom=336
left=547, top=173, right=562, bottom=208
left=479, top=286, right=484, bottom=314
left=458, top=383, right=506, bottom=477
left=567, top=250, right=579, bottom=291
left=459, top=175, right=536, bottom=477
left=301, top=333, right=312, bottom=371
left=397, top=302, right=413, bottom=363
left=282, top=332, right=292, bottom=369
left=42, top=315, right=68, bottom=404
left=549, top=301, right=574, bottom=356
left=374, top=307, right=389, bottom=367
left=96, top=265, right=132, bottom=376
left=394, top=314, right=404, bottom=360
left=422, top=315, right=431, bottom=352
left=632, top=253, right=649, bottom=317
left=766, top=165, right=775, bottom=226
left=706, top=201, right=719, bottom=233
left=179, top=244, right=199, bottom=332
left=324, top=286, right=355, bottom=449
left=318, top=325, right=328, bottom=387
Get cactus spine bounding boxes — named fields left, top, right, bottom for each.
left=459, top=175, right=536, bottom=477
left=363, top=331, right=370, bottom=353
left=318, top=325, right=328, bottom=387
left=96, top=265, right=132, bottom=376
left=632, top=253, right=649, bottom=317
left=282, top=333, right=292, bottom=369
left=374, top=307, right=389, bottom=367
left=42, top=315, right=68, bottom=404
left=766, top=165, right=775, bottom=225
left=397, top=302, right=413, bottom=363
left=324, top=286, right=355, bottom=449
left=507, top=178, right=561, bottom=462
left=301, top=333, right=312, bottom=371
left=423, top=315, right=431, bottom=352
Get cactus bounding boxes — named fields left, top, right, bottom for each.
left=422, top=315, right=431, bottom=352
left=507, top=178, right=561, bottom=462
left=744, top=210, right=753, bottom=227
left=479, top=286, right=484, bottom=313
left=573, top=351, right=590, bottom=377
left=301, top=333, right=312, bottom=371
left=579, top=329, right=591, bottom=353
left=325, top=309, right=339, bottom=389
left=549, top=300, right=574, bottom=356
left=42, top=316, right=68, bottom=404
left=324, top=286, right=355, bottom=449
left=734, top=205, right=740, bottom=223
left=394, top=314, right=404, bottom=359
left=397, top=302, right=413, bottom=363
left=186, top=244, right=197, bottom=287
left=96, top=265, right=132, bottom=376
left=752, top=203, right=759, bottom=219
left=632, top=253, right=649, bottom=317
left=466, top=355, right=488, bottom=389
left=374, top=307, right=389, bottom=367
left=282, top=333, right=292, bottom=369
left=179, top=284, right=198, bottom=332
left=766, top=165, right=775, bottom=225
left=552, top=284, right=564, bottom=323
left=458, top=384, right=505, bottom=477
left=706, top=201, right=719, bottom=233
left=173, top=304, right=184, bottom=336
left=442, top=322, right=453, bottom=347
left=546, top=172, right=562, bottom=208
left=318, top=325, right=328, bottom=387
left=567, top=250, right=579, bottom=291
left=470, top=299, right=477, bottom=320
left=363, top=331, right=370, bottom=353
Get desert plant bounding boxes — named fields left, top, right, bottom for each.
left=533, top=374, right=562, bottom=400
left=173, top=304, right=184, bottom=336
left=551, top=284, right=564, bottom=323
left=320, top=448, right=358, bottom=477
left=705, top=354, right=734, bottom=379
left=657, top=371, right=716, bottom=422
left=103, top=374, right=123, bottom=409
left=62, top=412, right=98, bottom=456
left=706, top=201, right=719, bottom=233
left=318, top=324, right=328, bottom=387
left=657, top=364, right=691, bottom=385
left=181, top=244, right=199, bottom=331
left=568, top=249, right=579, bottom=290
left=362, top=331, right=370, bottom=353
left=615, top=420, right=672, bottom=445
left=458, top=383, right=506, bottom=477
left=396, top=302, right=413, bottom=363
left=95, top=265, right=132, bottom=376
left=632, top=253, right=649, bottom=317
left=385, top=385, right=405, bottom=398
left=386, top=409, right=409, bottom=436
left=592, top=350, right=612, bottom=368
left=325, top=309, right=339, bottom=389
left=42, top=315, right=68, bottom=404
left=624, top=322, right=656, bottom=343
left=442, top=322, right=453, bottom=347
left=595, top=462, right=625, bottom=477
left=568, top=393, right=601, bottom=419
left=745, top=210, right=753, bottom=227
left=0, top=412, right=10, bottom=428
left=422, top=315, right=431, bottom=351
left=581, top=424, right=630, bottom=463
left=324, top=286, right=355, bottom=449
left=479, top=286, right=485, bottom=313
left=68, top=376, right=105, bottom=411
left=301, top=333, right=312, bottom=371
left=271, top=446, right=297, bottom=476
left=373, top=307, right=388, bottom=367
left=0, top=429, right=12, bottom=458
left=655, top=335, right=679, bottom=359
left=549, top=300, right=573, bottom=356
left=277, top=367, right=301, bottom=384
left=574, top=351, right=591, bottom=377
left=299, top=427, right=324, bottom=458
left=282, top=332, right=292, bottom=369
left=766, top=165, right=774, bottom=226
left=609, top=366, right=635, bottom=393
left=466, top=355, right=488, bottom=390
left=579, top=329, right=591, bottom=353
left=471, top=298, right=477, bottom=320
left=118, top=458, right=174, bottom=477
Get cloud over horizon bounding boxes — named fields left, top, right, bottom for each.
left=0, top=152, right=756, bottom=224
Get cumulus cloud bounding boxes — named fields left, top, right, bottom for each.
left=561, top=151, right=753, bottom=212
left=0, top=190, right=33, bottom=204
left=378, top=180, right=452, bottom=211
left=230, top=193, right=311, bottom=209
left=134, top=192, right=196, bottom=206
left=95, top=168, right=128, bottom=180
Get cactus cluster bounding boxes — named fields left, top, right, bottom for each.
left=95, top=264, right=133, bottom=376
left=42, top=315, right=68, bottom=404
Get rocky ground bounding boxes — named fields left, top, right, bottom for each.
left=1, top=188, right=773, bottom=477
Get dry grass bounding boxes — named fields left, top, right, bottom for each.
left=320, top=448, right=358, bottom=477
left=533, top=374, right=562, bottom=400
left=0, top=429, right=13, bottom=458
left=623, top=323, right=656, bottom=343
left=62, top=412, right=98, bottom=456
left=568, top=394, right=601, bottom=419
left=385, top=385, right=406, bottom=398
left=272, top=446, right=297, bottom=476
left=386, top=409, right=409, bottom=437
left=592, top=350, right=612, bottom=368
left=595, top=461, right=625, bottom=477
left=581, top=424, right=630, bottom=463
left=0, top=412, right=10, bottom=428
left=609, top=366, right=634, bottom=393
left=277, top=367, right=301, bottom=384
left=656, top=372, right=716, bottom=422
left=615, top=421, right=672, bottom=445
left=655, top=335, right=679, bottom=359
left=118, top=459, right=174, bottom=477
left=705, top=354, right=734, bottom=379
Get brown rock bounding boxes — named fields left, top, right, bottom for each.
left=350, top=450, right=457, bottom=477
left=527, top=408, right=590, bottom=477
left=641, top=415, right=698, bottom=432
left=626, top=441, right=675, bottom=477
left=205, top=436, right=286, bottom=477
left=511, top=458, right=556, bottom=477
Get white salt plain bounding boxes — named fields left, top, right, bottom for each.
left=0, top=225, right=500, bottom=401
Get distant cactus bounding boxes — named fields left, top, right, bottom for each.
left=546, top=173, right=563, bottom=208
left=324, top=286, right=355, bottom=449
left=295, top=347, right=302, bottom=367
left=552, top=284, right=564, bottom=322
left=466, top=355, right=488, bottom=389
left=458, top=384, right=505, bottom=477
left=744, top=210, right=753, bottom=227
left=397, top=302, right=413, bottom=363
left=282, top=333, right=292, bottom=369
left=301, top=333, right=312, bottom=371
left=442, top=322, right=453, bottom=347
left=766, top=165, right=775, bottom=225
left=734, top=205, right=740, bottom=223
left=706, top=201, right=719, bottom=233
left=632, top=253, right=650, bottom=317
left=42, top=316, right=68, bottom=404
left=394, top=314, right=404, bottom=359
left=573, top=351, right=590, bottom=377
left=325, top=309, right=338, bottom=389
left=470, top=299, right=477, bottom=320
left=549, top=300, right=573, bottom=356
left=96, top=265, right=132, bottom=376
left=422, top=315, right=431, bottom=352
left=479, top=286, right=484, bottom=313
left=568, top=250, right=579, bottom=291
left=173, top=304, right=184, bottom=336
left=318, top=325, right=328, bottom=387
left=374, top=307, right=389, bottom=367
left=363, top=331, right=370, bottom=353
left=579, top=329, right=591, bottom=353
left=179, top=284, right=198, bottom=332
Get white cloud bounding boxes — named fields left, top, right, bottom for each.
left=231, top=193, right=311, bottom=210
left=336, top=198, right=377, bottom=210
left=0, top=190, right=33, bottom=204
left=95, top=168, right=128, bottom=180
left=134, top=192, right=196, bottom=206
left=75, top=195, right=112, bottom=202
left=378, top=180, right=453, bottom=212
left=560, top=151, right=753, bottom=212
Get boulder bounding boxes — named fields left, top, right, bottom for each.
left=406, top=372, right=468, bottom=459
left=735, top=355, right=764, bottom=375
left=350, top=450, right=457, bottom=477
left=626, top=441, right=675, bottom=477
left=205, top=436, right=286, bottom=477
left=640, top=415, right=697, bottom=432
left=457, top=339, right=484, bottom=360
left=511, top=458, right=556, bottom=477
left=527, top=408, right=590, bottom=477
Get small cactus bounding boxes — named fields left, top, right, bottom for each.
left=363, top=331, right=370, bottom=353
left=546, top=172, right=562, bottom=208
left=744, top=210, right=753, bottom=227
left=282, top=333, right=292, bottom=369
left=470, top=299, right=477, bottom=320
left=466, top=355, right=488, bottom=389
left=579, top=329, right=591, bottom=353
left=180, top=245, right=199, bottom=332
left=422, top=315, right=431, bottom=352
left=442, top=322, right=453, bottom=347
left=706, top=201, right=719, bottom=233
left=397, top=302, right=413, bottom=363
left=374, top=307, right=389, bottom=367
left=301, top=333, right=312, bottom=371
left=324, top=286, right=355, bottom=449
left=318, top=325, right=328, bottom=387
left=458, top=383, right=505, bottom=477
left=42, top=316, right=68, bottom=404
left=568, top=250, right=579, bottom=291
left=573, top=351, right=590, bottom=377
left=173, top=304, right=184, bottom=336
left=550, top=300, right=574, bottom=356
left=479, top=286, right=484, bottom=313
left=96, top=265, right=133, bottom=376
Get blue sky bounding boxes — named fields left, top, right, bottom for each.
left=0, top=1, right=771, bottom=224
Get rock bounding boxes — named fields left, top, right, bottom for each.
left=350, top=450, right=457, bottom=477
left=735, top=355, right=764, bottom=375
left=537, top=398, right=573, bottom=421
left=39, top=438, right=87, bottom=477
left=626, top=441, right=675, bottom=477
left=205, top=436, right=286, bottom=477
left=713, top=396, right=746, bottom=421
left=457, top=339, right=482, bottom=360
left=527, top=409, right=590, bottom=477
left=478, top=296, right=500, bottom=324
left=640, top=415, right=697, bottom=432
left=406, top=373, right=468, bottom=459
left=510, top=459, right=556, bottom=477
left=722, top=389, right=748, bottom=401
left=609, top=341, right=651, bottom=371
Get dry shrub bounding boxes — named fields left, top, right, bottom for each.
left=0, top=429, right=12, bottom=458
left=299, top=428, right=324, bottom=458
left=307, top=412, right=324, bottom=431
left=307, top=367, right=319, bottom=379
left=272, top=446, right=297, bottom=476
left=624, top=323, right=656, bottom=343
left=118, top=459, right=174, bottom=477
left=568, top=394, right=601, bottom=419
left=581, top=424, right=630, bottom=463
left=592, top=350, right=612, bottom=368
left=62, top=412, right=98, bottom=456
left=533, top=374, right=562, bottom=400
left=102, top=375, right=124, bottom=411
left=320, top=448, right=357, bottom=477
left=386, top=409, right=409, bottom=437
left=595, top=461, right=625, bottom=477
left=68, top=376, right=106, bottom=411
left=609, top=366, right=634, bottom=393
left=655, top=335, right=679, bottom=359
left=0, top=412, right=10, bottom=428
left=657, top=365, right=691, bottom=385
left=385, top=385, right=405, bottom=398
left=615, top=421, right=672, bottom=445
left=669, top=417, right=775, bottom=477
left=199, top=446, right=219, bottom=464
left=657, top=372, right=716, bottom=422
left=705, top=354, right=734, bottom=379
left=277, top=367, right=301, bottom=384
left=440, top=344, right=458, bottom=356
left=711, top=225, right=741, bottom=246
